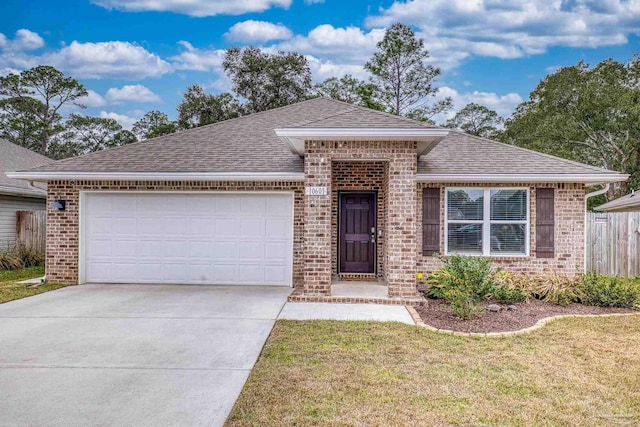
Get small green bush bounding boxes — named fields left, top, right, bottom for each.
left=427, top=255, right=496, bottom=319
left=492, top=286, right=527, bottom=305
left=581, top=273, right=640, bottom=308
left=427, top=255, right=496, bottom=301
left=447, top=289, right=485, bottom=320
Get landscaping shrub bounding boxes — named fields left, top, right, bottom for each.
left=492, top=285, right=528, bottom=305
left=427, top=255, right=496, bottom=301
left=581, top=273, right=640, bottom=308
left=0, top=244, right=44, bottom=271
left=427, top=255, right=496, bottom=318
left=527, top=272, right=582, bottom=306
left=448, top=289, right=485, bottom=320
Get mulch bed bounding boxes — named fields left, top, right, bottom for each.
left=414, top=298, right=637, bottom=333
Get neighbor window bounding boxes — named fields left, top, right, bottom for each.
left=446, top=188, right=529, bottom=256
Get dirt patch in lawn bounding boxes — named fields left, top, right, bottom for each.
left=414, top=298, right=636, bottom=333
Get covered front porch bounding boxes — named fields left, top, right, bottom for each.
left=289, top=140, right=426, bottom=304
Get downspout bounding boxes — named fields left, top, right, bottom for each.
left=584, top=183, right=610, bottom=273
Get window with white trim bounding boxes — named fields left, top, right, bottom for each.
left=445, top=188, right=529, bottom=256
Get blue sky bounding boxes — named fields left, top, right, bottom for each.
left=1, top=0, right=639, bottom=129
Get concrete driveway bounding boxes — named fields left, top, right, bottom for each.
left=0, top=284, right=291, bottom=427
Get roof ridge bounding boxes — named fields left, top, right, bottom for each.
left=288, top=104, right=359, bottom=127
left=314, top=97, right=435, bottom=128
left=448, top=130, right=621, bottom=174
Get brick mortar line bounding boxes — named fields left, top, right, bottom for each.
left=405, top=306, right=640, bottom=337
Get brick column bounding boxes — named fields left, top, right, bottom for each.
left=385, top=152, right=420, bottom=298
left=303, top=142, right=332, bottom=295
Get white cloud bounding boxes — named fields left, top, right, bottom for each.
left=225, top=20, right=292, bottom=43
left=305, top=55, right=369, bottom=82
left=106, top=84, right=162, bottom=103
left=0, top=29, right=44, bottom=52
left=170, top=41, right=225, bottom=72
left=431, top=86, right=524, bottom=123
left=39, top=41, right=172, bottom=80
left=99, top=111, right=139, bottom=130
left=277, top=25, right=385, bottom=63
left=92, top=0, right=292, bottom=17
left=365, top=0, right=640, bottom=68
left=80, top=90, right=107, bottom=107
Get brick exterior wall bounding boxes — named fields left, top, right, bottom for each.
left=331, top=161, right=386, bottom=277
left=45, top=180, right=304, bottom=285
left=45, top=166, right=587, bottom=300
left=416, top=182, right=586, bottom=278
left=303, top=141, right=420, bottom=298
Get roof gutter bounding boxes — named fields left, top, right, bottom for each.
left=5, top=171, right=306, bottom=182
left=417, top=173, right=630, bottom=184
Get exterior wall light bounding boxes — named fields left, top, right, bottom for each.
left=51, top=200, right=66, bottom=211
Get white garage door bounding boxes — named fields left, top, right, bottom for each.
left=81, top=192, right=293, bottom=285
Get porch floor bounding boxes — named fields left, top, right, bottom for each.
left=331, top=281, right=387, bottom=298
left=287, top=281, right=425, bottom=306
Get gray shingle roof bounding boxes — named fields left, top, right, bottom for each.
left=16, top=98, right=623, bottom=179
left=0, top=139, right=51, bottom=196
left=418, top=131, right=620, bottom=176
left=594, top=192, right=640, bottom=212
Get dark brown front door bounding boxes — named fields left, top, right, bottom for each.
left=339, top=192, right=376, bottom=273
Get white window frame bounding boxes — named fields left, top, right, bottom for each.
left=444, top=187, right=530, bottom=257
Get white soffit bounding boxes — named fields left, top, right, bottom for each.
left=274, top=127, right=449, bottom=156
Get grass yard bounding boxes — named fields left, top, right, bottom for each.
left=0, top=267, right=70, bottom=304
left=226, top=316, right=640, bottom=426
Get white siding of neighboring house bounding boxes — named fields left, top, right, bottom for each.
left=0, top=194, right=45, bottom=249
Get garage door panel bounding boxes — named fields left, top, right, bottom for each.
left=89, top=217, right=113, bottom=234
left=266, top=218, right=289, bottom=237
left=83, top=193, right=293, bottom=285
left=238, top=264, right=263, bottom=283
left=265, top=265, right=286, bottom=283
left=266, top=196, right=291, bottom=215
left=138, top=263, right=163, bottom=281
left=239, top=241, right=263, bottom=259
left=213, top=264, right=238, bottom=282
left=138, top=217, right=164, bottom=235
left=265, top=242, right=287, bottom=260
left=240, top=218, right=265, bottom=236
left=113, top=239, right=137, bottom=256
left=214, top=218, right=238, bottom=236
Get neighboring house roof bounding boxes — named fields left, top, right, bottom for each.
left=594, top=192, right=640, bottom=212
left=7, top=98, right=628, bottom=184
left=0, top=138, right=51, bottom=198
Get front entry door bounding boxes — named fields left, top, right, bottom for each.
left=339, top=192, right=376, bottom=273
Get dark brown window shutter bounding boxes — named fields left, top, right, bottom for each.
left=536, top=188, right=555, bottom=258
left=422, top=188, right=441, bottom=256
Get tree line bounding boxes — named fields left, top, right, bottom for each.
left=0, top=23, right=637, bottom=200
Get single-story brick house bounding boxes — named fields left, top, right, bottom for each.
left=7, top=98, right=628, bottom=303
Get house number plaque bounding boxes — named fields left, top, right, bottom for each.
left=305, top=186, right=328, bottom=196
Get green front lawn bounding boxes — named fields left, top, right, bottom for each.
left=226, top=316, right=640, bottom=426
left=0, top=266, right=71, bottom=304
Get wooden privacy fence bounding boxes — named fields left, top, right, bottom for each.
left=586, top=212, right=640, bottom=278
left=16, top=210, right=46, bottom=253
